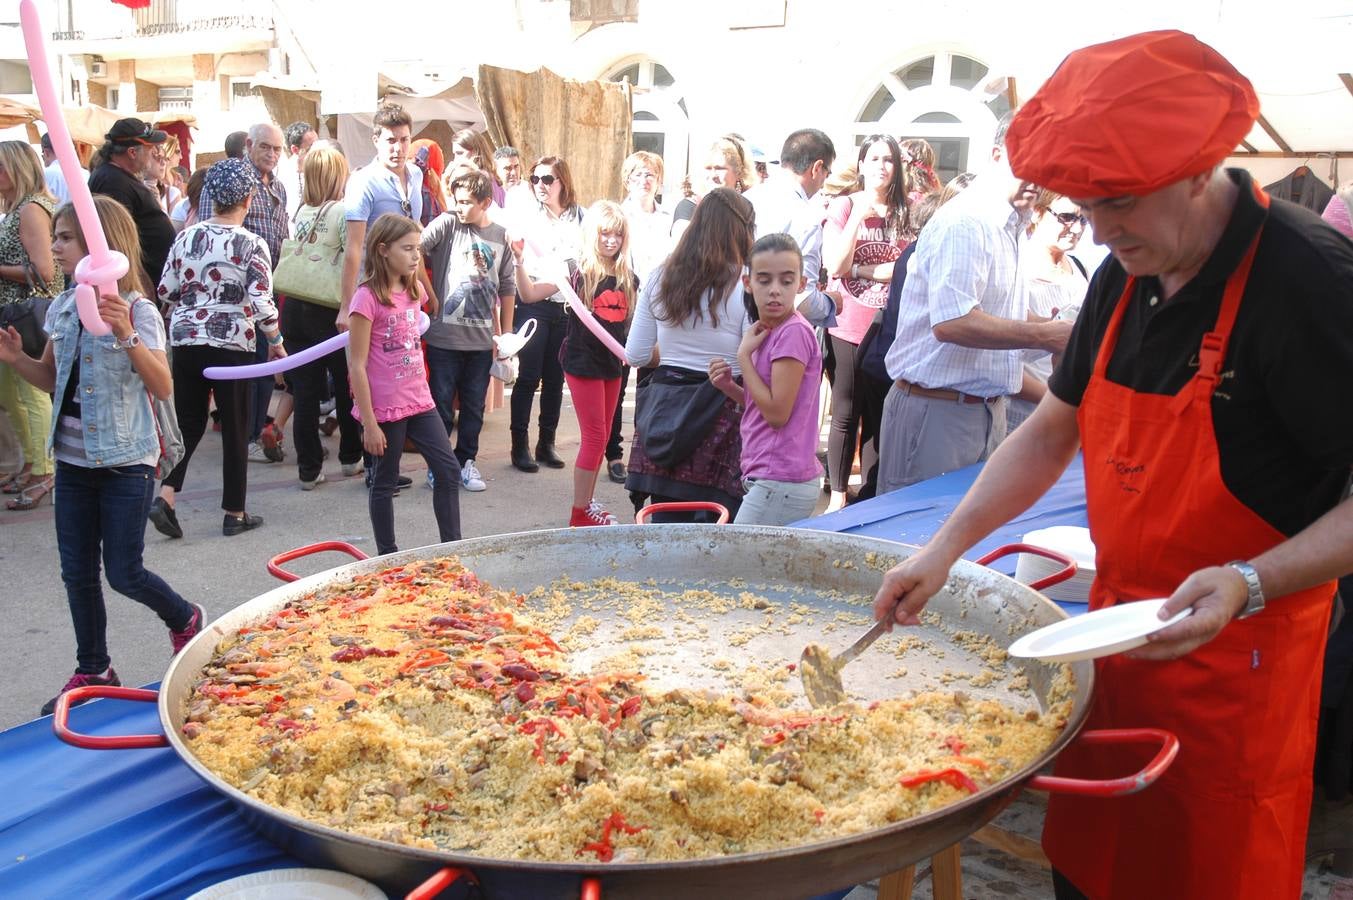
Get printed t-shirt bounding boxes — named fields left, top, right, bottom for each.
left=740, top=312, right=823, bottom=482
left=348, top=285, right=434, bottom=423
left=421, top=214, right=515, bottom=352
left=825, top=195, right=906, bottom=344
left=563, top=272, right=635, bottom=380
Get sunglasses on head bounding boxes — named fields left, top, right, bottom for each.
left=529, top=174, right=557, bottom=186
left=1053, top=211, right=1087, bottom=228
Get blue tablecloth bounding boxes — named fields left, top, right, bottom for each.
left=0, top=458, right=1089, bottom=899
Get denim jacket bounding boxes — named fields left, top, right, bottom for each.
left=46, top=289, right=160, bottom=467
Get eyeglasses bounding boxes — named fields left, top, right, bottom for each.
left=529, top=174, right=557, bottom=186
left=1053, top=211, right=1088, bottom=228
left=629, top=170, right=657, bottom=182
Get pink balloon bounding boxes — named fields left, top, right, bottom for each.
left=21, top=0, right=115, bottom=336
left=519, top=240, right=628, bottom=364
left=203, top=312, right=431, bottom=380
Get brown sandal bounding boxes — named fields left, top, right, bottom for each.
left=6, top=476, right=52, bottom=510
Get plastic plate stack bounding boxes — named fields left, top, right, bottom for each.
left=1015, top=526, right=1097, bottom=604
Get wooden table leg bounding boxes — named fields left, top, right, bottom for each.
left=876, top=864, right=915, bottom=900
left=931, top=844, right=963, bottom=900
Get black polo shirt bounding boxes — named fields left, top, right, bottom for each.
left=88, top=161, right=176, bottom=286
left=1049, top=169, right=1353, bottom=537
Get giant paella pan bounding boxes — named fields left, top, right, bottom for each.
left=54, top=519, right=1175, bottom=899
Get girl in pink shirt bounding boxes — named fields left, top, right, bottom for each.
left=710, top=234, right=823, bottom=525
left=348, top=213, right=461, bottom=554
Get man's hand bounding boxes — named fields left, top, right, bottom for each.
left=1128, top=566, right=1249, bottom=660
left=872, top=548, right=956, bottom=628
left=1039, top=319, right=1075, bottom=354
left=335, top=308, right=349, bottom=333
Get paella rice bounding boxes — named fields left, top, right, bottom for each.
left=182, top=557, right=1071, bottom=862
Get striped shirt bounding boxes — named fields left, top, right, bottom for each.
left=885, top=179, right=1031, bottom=397
left=197, top=161, right=289, bottom=267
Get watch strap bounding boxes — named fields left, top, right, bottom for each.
left=1226, top=560, right=1265, bottom=619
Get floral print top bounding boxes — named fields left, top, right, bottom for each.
left=160, top=222, right=278, bottom=352
left=0, top=194, right=62, bottom=305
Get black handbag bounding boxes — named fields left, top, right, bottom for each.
left=0, top=263, right=56, bottom=357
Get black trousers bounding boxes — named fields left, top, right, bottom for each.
left=605, top=364, right=630, bottom=462
left=510, top=301, right=566, bottom=438
left=369, top=410, right=461, bottom=555
left=162, top=344, right=253, bottom=511
left=280, top=298, right=361, bottom=481
left=824, top=334, right=880, bottom=494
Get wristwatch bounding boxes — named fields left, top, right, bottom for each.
left=112, top=330, right=141, bottom=350
left=1226, top=560, right=1265, bottom=619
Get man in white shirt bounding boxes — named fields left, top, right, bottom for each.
left=337, top=104, right=436, bottom=331
left=745, top=128, right=839, bottom=327
left=877, top=123, right=1072, bottom=492
left=40, top=133, right=85, bottom=206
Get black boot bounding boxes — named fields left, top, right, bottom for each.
left=511, top=431, right=539, bottom=473
left=535, top=428, right=566, bottom=469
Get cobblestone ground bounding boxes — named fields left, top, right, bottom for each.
left=842, top=792, right=1353, bottom=899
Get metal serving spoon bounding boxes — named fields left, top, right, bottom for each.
left=799, top=620, right=889, bottom=707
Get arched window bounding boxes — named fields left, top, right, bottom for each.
left=606, top=58, right=688, bottom=201
left=854, top=51, right=1012, bottom=186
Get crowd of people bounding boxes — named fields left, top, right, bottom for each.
left=3, top=41, right=1353, bottom=841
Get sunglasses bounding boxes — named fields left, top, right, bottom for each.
left=400, top=199, right=412, bottom=216
left=529, top=174, right=557, bottom=186
left=1053, top=211, right=1088, bottom=228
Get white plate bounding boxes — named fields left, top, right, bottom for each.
left=186, top=869, right=387, bottom=900
left=1008, top=599, right=1192, bottom=663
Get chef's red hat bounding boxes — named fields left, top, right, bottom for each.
left=1006, top=30, right=1259, bottom=198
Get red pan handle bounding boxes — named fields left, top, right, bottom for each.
left=404, top=866, right=478, bottom=900
left=267, top=541, right=369, bottom=583
left=635, top=501, right=730, bottom=525
left=52, top=686, right=168, bottom=749
left=975, top=542, right=1077, bottom=591
left=1027, top=728, right=1179, bottom=797
left=582, top=877, right=602, bottom=900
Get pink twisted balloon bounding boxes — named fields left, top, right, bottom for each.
left=21, top=0, right=117, bottom=335
left=522, top=238, right=629, bottom=364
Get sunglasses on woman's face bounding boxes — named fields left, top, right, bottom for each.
left=1053, top=211, right=1088, bottom=228
left=529, top=174, right=557, bottom=186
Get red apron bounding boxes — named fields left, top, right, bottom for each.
left=1043, top=189, right=1335, bottom=899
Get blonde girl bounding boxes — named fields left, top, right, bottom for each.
left=559, top=200, right=637, bottom=526
left=347, top=213, right=460, bottom=553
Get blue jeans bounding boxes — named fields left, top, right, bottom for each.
left=425, top=346, right=492, bottom=465
left=54, top=461, right=194, bottom=673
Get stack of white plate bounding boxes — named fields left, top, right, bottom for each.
left=1014, top=525, right=1097, bottom=603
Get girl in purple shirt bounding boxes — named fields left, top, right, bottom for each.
left=710, top=234, right=823, bottom=525
left=348, top=213, right=461, bottom=554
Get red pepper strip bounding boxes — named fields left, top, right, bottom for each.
left=762, top=731, right=788, bottom=746
left=943, top=735, right=967, bottom=755
left=265, top=694, right=286, bottom=714
left=949, top=755, right=990, bottom=770
left=578, top=811, right=646, bottom=862
left=399, top=648, right=451, bottom=674
left=898, top=768, right=980, bottom=794
left=619, top=696, right=643, bottom=719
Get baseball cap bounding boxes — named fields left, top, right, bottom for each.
left=106, top=117, right=168, bottom=147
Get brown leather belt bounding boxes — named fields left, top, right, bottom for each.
left=894, top=377, right=992, bottom=405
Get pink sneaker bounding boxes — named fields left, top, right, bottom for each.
left=170, top=602, right=206, bottom=655
left=41, top=667, right=120, bottom=716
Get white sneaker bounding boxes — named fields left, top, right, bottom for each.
left=247, top=441, right=270, bottom=463
left=318, top=397, right=336, bottom=415
left=586, top=498, right=618, bottom=525
left=300, top=472, right=326, bottom=491
left=460, top=460, right=486, bottom=492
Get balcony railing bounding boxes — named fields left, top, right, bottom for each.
left=53, top=0, right=273, bottom=43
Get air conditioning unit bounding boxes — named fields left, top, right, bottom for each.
left=89, top=59, right=107, bottom=78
